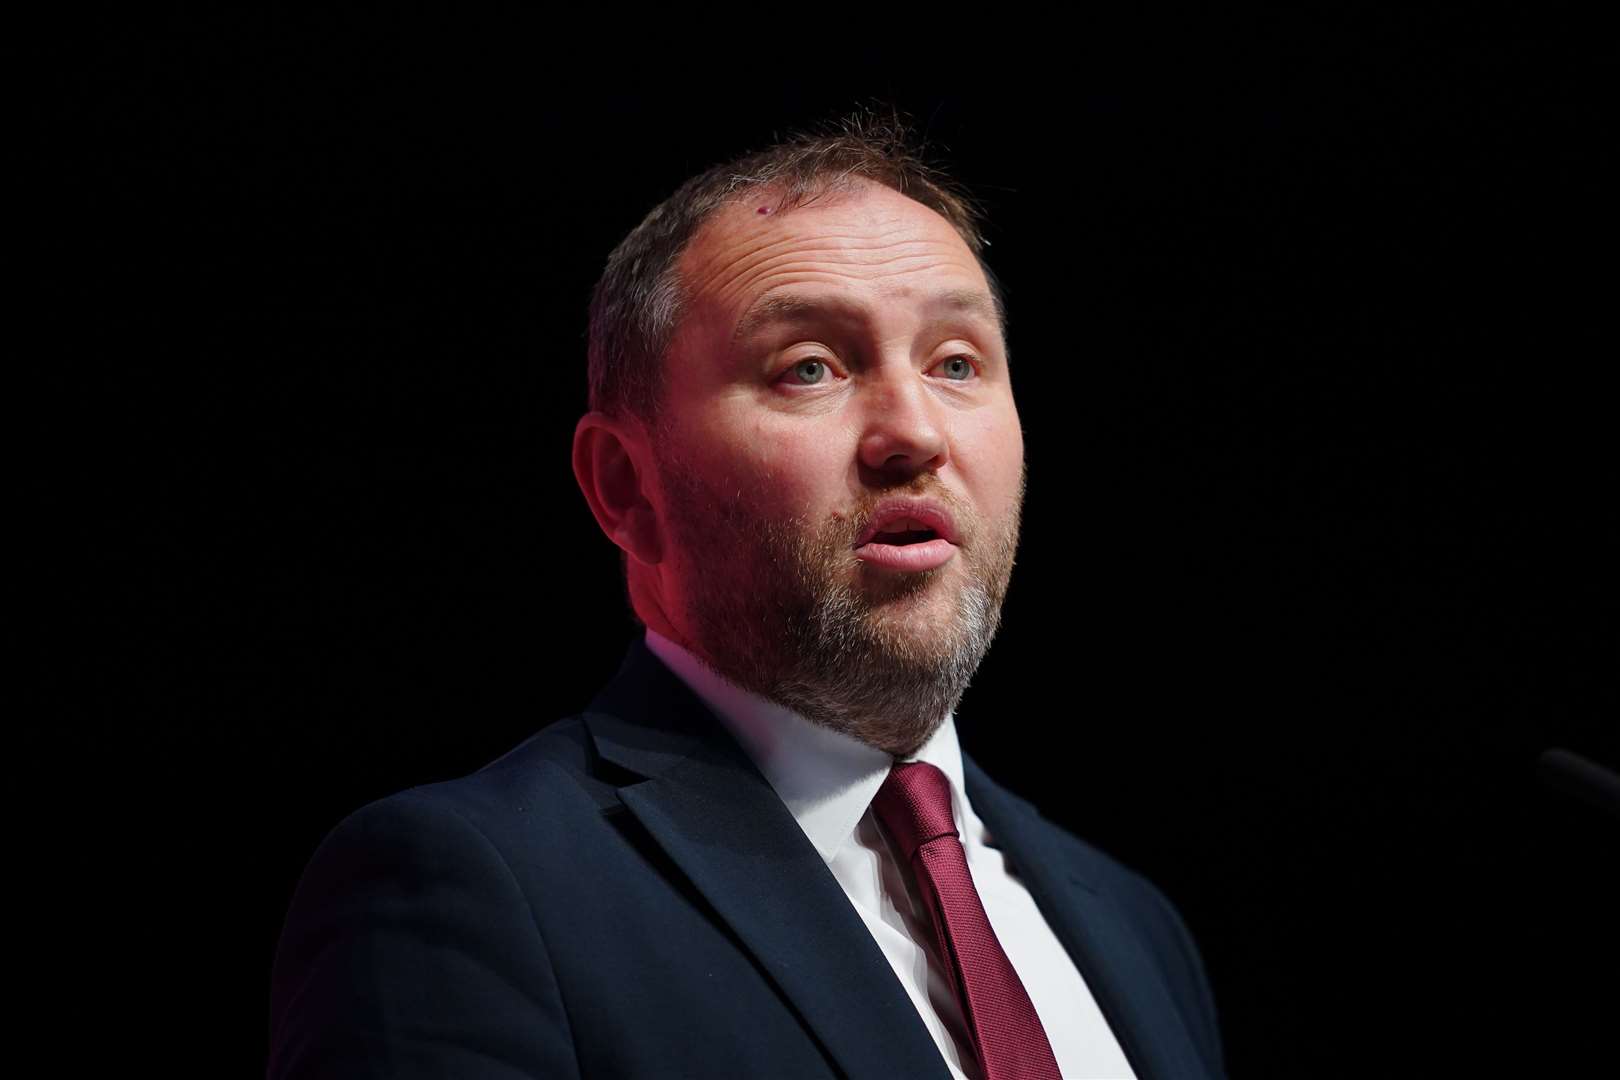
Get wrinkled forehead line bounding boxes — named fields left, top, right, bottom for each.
left=683, top=175, right=965, bottom=273
left=675, top=178, right=981, bottom=319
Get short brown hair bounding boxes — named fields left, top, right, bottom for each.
left=585, top=105, right=1006, bottom=436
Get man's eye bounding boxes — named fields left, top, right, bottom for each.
left=936, top=355, right=978, bottom=381
left=784, top=358, right=832, bottom=385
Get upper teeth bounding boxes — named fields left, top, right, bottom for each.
left=879, top=518, right=927, bottom=534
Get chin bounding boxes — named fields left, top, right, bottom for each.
left=859, top=563, right=951, bottom=597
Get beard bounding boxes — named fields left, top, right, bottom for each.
left=652, top=436, right=1025, bottom=759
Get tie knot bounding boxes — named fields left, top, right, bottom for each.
left=871, top=760, right=958, bottom=862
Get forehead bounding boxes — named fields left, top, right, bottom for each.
left=675, top=181, right=993, bottom=333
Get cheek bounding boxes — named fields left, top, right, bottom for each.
left=959, top=404, right=1023, bottom=463
left=745, top=419, right=850, bottom=516
left=959, top=410, right=1025, bottom=511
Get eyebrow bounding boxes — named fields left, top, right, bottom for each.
left=730, top=287, right=1006, bottom=345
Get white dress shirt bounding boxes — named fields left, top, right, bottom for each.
left=644, top=629, right=1137, bottom=1080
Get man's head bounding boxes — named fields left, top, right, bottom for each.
left=573, top=111, right=1026, bottom=758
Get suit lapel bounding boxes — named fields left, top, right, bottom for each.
left=584, top=638, right=951, bottom=1080
left=964, top=755, right=1214, bottom=1080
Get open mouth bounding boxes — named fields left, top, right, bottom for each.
left=852, top=506, right=959, bottom=569
left=852, top=528, right=956, bottom=571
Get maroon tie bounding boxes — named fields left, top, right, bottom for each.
left=872, top=761, right=1063, bottom=1080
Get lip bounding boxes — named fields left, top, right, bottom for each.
left=854, top=537, right=956, bottom=572
left=853, top=499, right=961, bottom=548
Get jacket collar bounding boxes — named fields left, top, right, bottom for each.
left=584, top=635, right=952, bottom=1079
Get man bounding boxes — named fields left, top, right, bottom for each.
left=269, top=113, right=1227, bottom=1079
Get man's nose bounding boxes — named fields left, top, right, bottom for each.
left=855, top=363, right=949, bottom=480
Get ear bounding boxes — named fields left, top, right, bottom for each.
left=572, top=411, right=664, bottom=566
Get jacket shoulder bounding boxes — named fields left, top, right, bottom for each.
left=384, top=713, right=626, bottom=828
left=269, top=714, right=637, bottom=1077
left=268, top=760, right=586, bottom=1077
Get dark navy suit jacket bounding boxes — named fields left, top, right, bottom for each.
left=269, top=637, right=1226, bottom=1078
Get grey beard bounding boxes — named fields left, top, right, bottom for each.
left=655, top=436, right=1023, bottom=760
left=760, top=567, right=1005, bottom=758
left=676, top=510, right=1016, bottom=760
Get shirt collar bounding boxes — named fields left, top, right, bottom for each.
left=643, top=627, right=968, bottom=865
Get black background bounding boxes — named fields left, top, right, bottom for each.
left=42, top=12, right=1614, bottom=1077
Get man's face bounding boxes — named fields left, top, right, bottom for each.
left=648, top=180, right=1026, bottom=757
